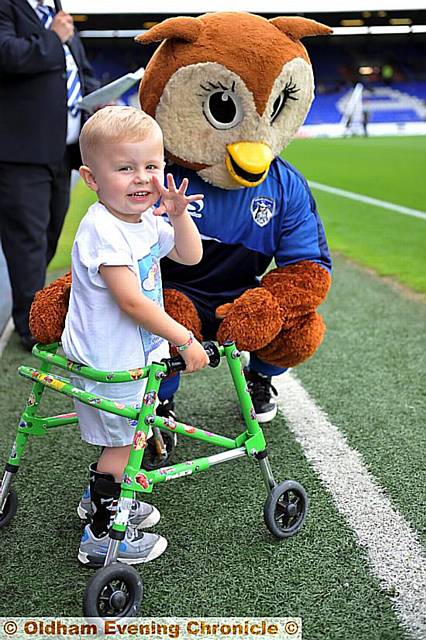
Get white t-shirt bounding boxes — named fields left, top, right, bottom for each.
left=62, top=201, right=175, bottom=371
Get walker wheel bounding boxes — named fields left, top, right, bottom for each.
left=0, top=489, right=18, bottom=529
left=141, top=431, right=176, bottom=470
left=264, top=480, right=308, bottom=539
left=83, top=564, right=143, bottom=619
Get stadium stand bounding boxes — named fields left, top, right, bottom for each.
left=307, top=83, right=426, bottom=126
left=85, top=43, right=426, bottom=135
left=81, top=22, right=426, bottom=135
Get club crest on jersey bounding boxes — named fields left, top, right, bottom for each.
left=251, top=197, right=276, bottom=227
left=187, top=199, right=204, bottom=218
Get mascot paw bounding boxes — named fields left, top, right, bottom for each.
left=29, top=272, right=72, bottom=344
left=255, top=311, right=326, bottom=368
left=216, top=288, right=282, bottom=350
left=164, top=289, right=203, bottom=342
left=215, top=303, right=233, bottom=319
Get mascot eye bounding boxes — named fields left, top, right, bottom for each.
left=271, top=78, right=300, bottom=123
left=201, top=83, right=243, bottom=130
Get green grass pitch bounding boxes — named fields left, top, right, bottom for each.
left=283, top=135, right=426, bottom=293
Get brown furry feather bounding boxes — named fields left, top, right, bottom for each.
left=216, top=288, right=282, bottom=351
left=163, top=289, right=203, bottom=342
left=261, top=261, right=331, bottom=325
left=29, top=272, right=72, bottom=344
left=256, top=311, right=326, bottom=368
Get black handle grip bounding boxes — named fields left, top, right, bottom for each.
left=162, top=341, right=221, bottom=375
left=54, top=0, right=62, bottom=11
left=203, top=341, right=221, bottom=367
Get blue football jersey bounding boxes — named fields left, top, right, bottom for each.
left=161, top=156, right=331, bottom=305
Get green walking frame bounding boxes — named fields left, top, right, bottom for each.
left=0, top=340, right=308, bottom=619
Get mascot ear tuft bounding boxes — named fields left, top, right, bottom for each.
left=135, top=17, right=203, bottom=45
left=270, top=17, right=332, bottom=40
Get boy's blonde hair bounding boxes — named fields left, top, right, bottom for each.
left=79, top=106, right=161, bottom=165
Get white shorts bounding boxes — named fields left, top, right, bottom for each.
left=71, top=376, right=147, bottom=447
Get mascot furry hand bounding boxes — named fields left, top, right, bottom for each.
left=30, top=12, right=332, bottom=369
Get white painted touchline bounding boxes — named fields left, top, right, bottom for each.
left=309, top=181, right=426, bottom=221
left=275, top=372, right=426, bottom=639
left=0, top=318, right=14, bottom=358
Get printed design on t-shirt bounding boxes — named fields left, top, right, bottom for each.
left=138, top=242, right=164, bottom=358
left=250, top=196, right=276, bottom=227
left=142, top=261, right=159, bottom=291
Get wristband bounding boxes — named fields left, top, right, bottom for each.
left=176, top=331, right=194, bottom=352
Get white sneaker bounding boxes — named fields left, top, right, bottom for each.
left=78, top=524, right=168, bottom=567
left=77, top=487, right=160, bottom=529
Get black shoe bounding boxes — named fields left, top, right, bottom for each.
left=155, top=396, right=178, bottom=446
left=156, top=396, right=177, bottom=421
left=20, top=334, right=37, bottom=352
left=140, top=397, right=177, bottom=471
left=244, top=368, right=278, bottom=423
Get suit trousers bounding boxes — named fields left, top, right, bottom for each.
left=0, top=150, right=72, bottom=337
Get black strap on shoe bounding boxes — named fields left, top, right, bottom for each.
left=89, top=464, right=122, bottom=538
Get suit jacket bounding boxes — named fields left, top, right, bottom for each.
left=0, top=0, right=99, bottom=166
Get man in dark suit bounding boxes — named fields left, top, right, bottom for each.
left=0, top=0, right=99, bottom=349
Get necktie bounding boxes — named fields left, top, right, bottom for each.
left=64, top=45, right=82, bottom=116
left=36, top=3, right=82, bottom=116
left=36, top=3, right=54, bottom=28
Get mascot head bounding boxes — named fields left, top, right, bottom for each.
left=136, top=12, right=331, bottom=189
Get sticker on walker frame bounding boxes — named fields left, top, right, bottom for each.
left=39, top=374, right=53, bottom=384
left=162, top=468, right=193, bottom=480
left=129, top=367, right=144, bottom=380
left=163, top=416, right=177, bottom=430
left=143, top=390, right=157, bottom=406
left=50, top=379, right=65, bottom=391
left=184, top=425, right=196, bottom=434
left=133, top=431, right=147, bottom=450
left=0, top=617, right=302, bottom=639
left=135, top=473, right=150, bottom=489
left=67, top=359, right=82, bottom=370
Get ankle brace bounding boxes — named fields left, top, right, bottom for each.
left=88, top=463, right=121, bottom=538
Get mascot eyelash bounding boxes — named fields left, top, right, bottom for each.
left=199, top=81, right=236, bottom=93
left=271, top=78, right=300, bottom=123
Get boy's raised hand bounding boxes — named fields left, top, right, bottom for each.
left=152, top=174, right=204, bottom=218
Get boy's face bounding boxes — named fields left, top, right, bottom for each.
left=81, top=131, right=165, bottom=223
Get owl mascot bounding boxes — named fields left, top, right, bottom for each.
left=30, top=12, right=333, bottom=423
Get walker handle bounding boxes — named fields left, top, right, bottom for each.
left=162, top=341, right=221, bottom=374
